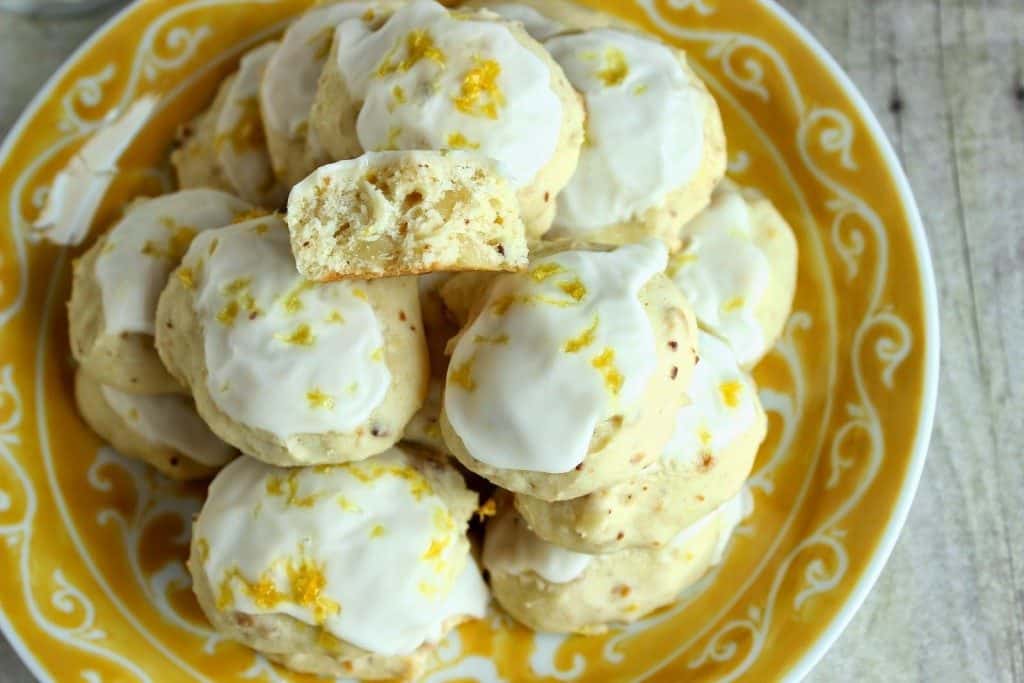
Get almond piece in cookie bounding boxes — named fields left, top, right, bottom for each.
left=286, top=150, right=528, bottom=281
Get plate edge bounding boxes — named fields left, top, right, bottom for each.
left=760, top=0, right=941, bottom=680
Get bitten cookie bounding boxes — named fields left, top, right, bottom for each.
left=440, top=240, right=698, bottom=501
left=68, top=189, right=252, bottom=394
left=155, top=214, right=429, bottom=467
left=260, top=1, right=403, bottom=186
left=189, top=448, right=488, bottom=680
left=546, top=28, right=726, bottom=248
left=669, top=180, right=798, bottom=368
left=286, top=151, right=528, bottom=280
left=309, top=0, right=585, bottom=237
left=515, top=330, right=765, bottom=552
left=483, top=492, right=747, bottom=633
left=75, top=370, right=236, bottom=480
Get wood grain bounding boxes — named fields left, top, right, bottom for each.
left=0, top=1, right=1021, bottom=681
left=781, top=1, right=1024, bottom=681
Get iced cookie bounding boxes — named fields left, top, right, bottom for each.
left=171, top=76, right=236, bottom=195
left=461, top=1, right=565, bottom=41
left=418, top=273, right=458, bottom=378
left=438, top=270, right=497, bottom=327
left=515, top=330, right=765, bottom=552
left=69, top=189, right=252, bottom=394
left=155, top=214, right=428, bottom=467
left=286, top=151, right=528, bottom=280
left=546, top=28, right=726, bottom=247
left=189, top=448, right=488, bottom=680
left=309, top=0, right=585, bottom=237
left=440, top=240, right=698, bottom=501
left=669, top=181, right=798, bottom=368
left=260, top=1, right=402, bottom=186
left=214, top=41, right=289, bottom=207
left=484, top=493, right=746, bottom=633
left=460, top=0, right=616, bottom=41
left=401, top=274, right=456, bottom=453
left=402, top=379, right=447, bottom=453
left=74, top=370, right=235, bottom=480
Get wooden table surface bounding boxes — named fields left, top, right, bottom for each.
left=1, top=1, right=1021, bottom=681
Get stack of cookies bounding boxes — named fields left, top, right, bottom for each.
left=67, top=0, right=798, bottom=679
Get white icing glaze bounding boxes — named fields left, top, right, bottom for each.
left=482, top=508, right=592, bottom=583
left=546, top=29, right=705, bottom=232
left=195, top=449, right=488, bottom=655
left=216, top=42, right=284, bottom=205
left=261, top=1, right=381, bottom=141
left=184, top=216, right=390, bottom=440
left=669, top=188, right=771, bottom=366
left=444, top=241, right=666, bottom=473
left=484, top=3, right=565, bottom=41
left=662, top=330, right=759, bottom=465
left=34, top=96, right=157, bottom=246
left=94, top=189, right=251, bottom=336
left=333, top=0, right=563, bottom=186
left=100, top=385, right=235, bottom=467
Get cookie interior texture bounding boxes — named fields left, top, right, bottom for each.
left=287, top=151, right=528, bottom=281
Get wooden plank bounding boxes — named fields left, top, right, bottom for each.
left=0, top=10, right=118, bottom=136
left=779, top=0, right=1024, bottom=681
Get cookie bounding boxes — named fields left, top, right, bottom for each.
left=546, top=28, right=726, bottom=247
left=260, top=1, right=402, bottom=186
left=68, top=189, right=252, bottom=394
left=171, top=76, right=236, bottom=194
left=155, top=214, right=429, bottom=467
left=214, top=41, right=289, bottom=208
left=286, top=151, right=528, bottom=280
left=418, top=272, right=459, bottom=378
left=401, top=274, right=457, bottom=453
left=74, top=369, right=235, bottom=480
left=669, top=180, right=798, bottom=368
left=437, top=270, right=497, bottom=327
left=308, top=0, right=585, bottom=238
left=515, top=330, right=765, bottom=552
left=440, top=240, right=698, bottom=500
left=402, top=379, right=448, bottom=453
left=484, top=492, right=747, bottom=633
left=460, top=1, right=566, bottom=41
left=189, top=448, right=488, bottom=680
left=460, top=0, right=616, bottom=41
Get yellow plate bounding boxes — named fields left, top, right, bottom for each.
left=0, top=0, right=939, bottom=680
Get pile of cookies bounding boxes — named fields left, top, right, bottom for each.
left=67, top=0, right=797, bottom=679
